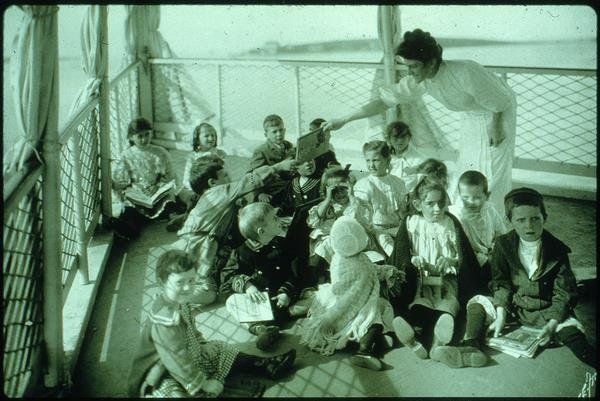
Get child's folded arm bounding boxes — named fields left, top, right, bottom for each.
left=540, top=255, right=579, bottom=323
left=151, top=323, right=208, bottom=396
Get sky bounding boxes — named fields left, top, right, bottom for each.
left=3, top=5, right=597, bottom=60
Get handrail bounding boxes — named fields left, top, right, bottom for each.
left=3, top=164, right=43, bottom=219
left=109, top=60, right=141, bottom=90
left=58, top=95, right=100, bottom=145
left=150, top=56, right=596, bottom=76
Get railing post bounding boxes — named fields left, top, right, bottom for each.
left=216, top=64, right=224, bottom=141
left=294, top=66, right=302, bottom=136
left=380, top=5, right=397, bottom=125
left=42, top=9, right=64, bottom=389
left=68, top=133, right=90, bottom=284
left=98, top=5, right=112, bottom=219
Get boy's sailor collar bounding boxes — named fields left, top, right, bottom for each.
left=245, top=237, right=266, bottom=252
left=148, top=293, right=182, bottom=326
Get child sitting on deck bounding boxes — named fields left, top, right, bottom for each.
left=220, top=202, right=302, bottom=350
left=433, top=188, right=596, bottom=369
left=306, top=165, right=372, bottom=286
left=127, top=249, right=296, bottom=398
left=300, top=216, right=403, bottom=371
left=173, top=155, right=296, bottom=306
left=167, top=122, right=227, bottom=232
left=385, top=121, right=425, bottom=192
left=111, top=117, right=185, bottom=240
left=448, top=170, right=508, bottom=293
left=248, top=114, right=296, bottom=206
left=387, top=176, right=478, bottom=362
left=354, top=140, right=408, bottom=257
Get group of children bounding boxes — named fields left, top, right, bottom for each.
left=118, top=115, right=595, bottom=397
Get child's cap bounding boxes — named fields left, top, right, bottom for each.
left=504, top=187, right=543, bottom=203
left=330, top=216, right=368, bottom=257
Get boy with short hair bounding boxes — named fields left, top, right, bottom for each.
left=174, top=155, right=296, bottom=306
left=432, top=187, right=596, bottom=369
left=249, top=114, right=296, bottom=206
left=220, top=202, right=299, bottom=350
left=448, top=170, right=507, bottom=293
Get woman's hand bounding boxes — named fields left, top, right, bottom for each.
left=245, top=285, right=267, bottom=303
left=202, top=379, right=224, bottom=397
left=257, top=193, right=272, bottom=203
left=536, top=319, right=558, bottom=346
left=321, top=118, right=347, bottom=132
left=271, top=293, right=291, bottom=308
left=488, top=306, right=507, bottom=337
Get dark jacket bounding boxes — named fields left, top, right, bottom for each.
left=248, top=140, right=295, bottom=203
left=283, top=175, right=322, bottom=215
left=386, top=212, right=479, bottom=310
left=219, top=236, right=297, bottom=301
left=489, top=229, right=578, bottom=327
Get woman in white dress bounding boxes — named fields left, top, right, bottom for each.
left=323, top=29, right=517, bottom=214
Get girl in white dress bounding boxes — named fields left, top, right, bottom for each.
left=388, top=176, right=478, bottom=362
left=300, top=216, right=402, bottom=371
left=353, top=140, right=408, bottom=257
left=385, top=121, right=425, bottom=193
left=324, top=28, right=517, bottom=214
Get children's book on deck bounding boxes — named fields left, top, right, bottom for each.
left=227, top=292, right=274, bottom=323
left=485, top=325, right=544, bottom=358
left=296, top=127, right=330, bottom=163
left=125, top=180, right=175, bottom=209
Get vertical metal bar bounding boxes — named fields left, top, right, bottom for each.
left=98, top=5, right=113, bottom=218
left=42, top=8, right=64, bottom=389
left=138, top=50, right=154, bottom=125
left=68, top=132, right=90, bottom=284
left=293, top=66, right=302, bottom=136
left=216, top=64, right=224, bottom=141
left=380, top=5, right=397, bottom=125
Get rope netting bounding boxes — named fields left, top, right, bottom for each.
left=3, top=177, right=45, bottom=397
left=151, top=60, right=596, bottom=169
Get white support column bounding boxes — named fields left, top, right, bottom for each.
left=42, top=8, right=64, bottom=389
left=98, top=5, right=113, bottom=218
left=380, top=5, right=398, bottom=125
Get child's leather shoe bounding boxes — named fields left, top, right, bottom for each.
left=254, top=325, right=281, bottom=351
left=430, top=345, right=488, bottom=368
left=393, top=316, right=427, bottom=359
left=349, top=351, right=383, bottom=371
left=263, top=349, right=296, bottom=379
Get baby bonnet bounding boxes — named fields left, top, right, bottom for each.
left=330, top=215, right=368, bottom=257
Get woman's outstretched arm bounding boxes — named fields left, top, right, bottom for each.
left=322, top=98, right=389, bottom=131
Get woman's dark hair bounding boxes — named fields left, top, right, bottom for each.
left=384, top=121, right=412, bottom=155
left=396, top=28, right=443, bottom=67
left=127, top=117, right=152, bottom=146
left=188, top=155, right=224, bottom=195
left=417, top=158, right=448, bottom=189
left=192, top=123, right=218, bottom=152
left=319, top=164, right=354, bottom=196
left=362, top=140, right=391, bottom=159
left=155, top=249, right=196, bottom=284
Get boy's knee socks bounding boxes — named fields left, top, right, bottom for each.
left=464, top=302, right=487, bottom=342
left=555, top=326, right=596, bottom=368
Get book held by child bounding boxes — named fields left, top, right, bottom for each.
left=125, top=180, right=176, bottom=209
left=485, top=325, right=544, bottom=358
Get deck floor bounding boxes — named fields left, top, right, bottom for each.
left=72, top=152, right=597, bottom=397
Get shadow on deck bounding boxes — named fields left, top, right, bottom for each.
left=71, top=152, right=597, bottom=397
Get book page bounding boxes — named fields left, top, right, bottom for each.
left=228, top=292, right=274, bottom=323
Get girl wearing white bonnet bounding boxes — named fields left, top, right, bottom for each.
left=300, top=216, right=404, bottom=371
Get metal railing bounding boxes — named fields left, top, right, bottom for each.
left=149, top=58, right=596, bottom=178
left=2, top=60, right=140, bottom=397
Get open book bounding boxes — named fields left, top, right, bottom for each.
left=124, top=180, right=175, bottom=209
left=485, top=325, right=544, bottom=358
left=227, top=292, right=274, bottom=323
left=296, top=127, right=330, bottom=163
